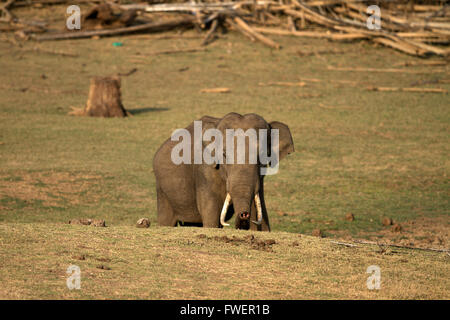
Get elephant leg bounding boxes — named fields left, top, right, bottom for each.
left=197, top=193, right=221, bottom=228
left=156, top=187, right=177, bottom=227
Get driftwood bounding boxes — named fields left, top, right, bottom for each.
left=3, top=1, right=449, bottom=57
left=34, top=17, right=195, bottom=41
left=233, top=16, right=280, bottom=49
left=258, top=81, right=306, bottom=87
left=253, top=27, right=367, bottom=40
left=0, top=0, right=15, bottom=22
left=131, top=47, right=206, bottom=57
left=226, top=17, right=256, bottom=42
left=200, top=87, right=231, bottom=93
left=82, top=3, right=137, bottom=31
left=367, top=86, right=447, bottom=94
left=327, top=66, right=446, bottom=74
left=11, top=0, right=103, bottom=6
left=202, top=18, right=219, bottom=46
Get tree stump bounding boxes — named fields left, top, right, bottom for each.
left=71, top=76, right=128, bottom=117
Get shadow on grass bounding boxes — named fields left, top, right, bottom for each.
left=128, top=107, right=169, bottom=115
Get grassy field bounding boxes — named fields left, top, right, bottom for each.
left=0, top=5, right=449, bottom=299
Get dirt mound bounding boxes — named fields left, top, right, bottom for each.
left=196, top=234, right=277, bottom=252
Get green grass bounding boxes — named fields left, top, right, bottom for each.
left=0, top=4, right=449, bottom=300
left=1, top=29, right=448, bottom=236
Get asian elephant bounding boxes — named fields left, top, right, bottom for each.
left=152, top=112, right=294, bottom=231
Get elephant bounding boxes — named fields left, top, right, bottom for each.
left=152, top=112, right=294, bottom=231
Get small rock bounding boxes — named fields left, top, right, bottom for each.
left=312, top=229, right=324, bottom=238
left=244, top=234, right=255, bottom=241
left=392, top=224, right=402, bottom=232
left=69, top=219, right=106, bottom=227
left=345, top=213, right=354, bottom=222
left=91, top=219, right=106, bottom=227
left=382, top=217, right=393, bottom=226
left=136, top=218, right=150, bottom=228
left=96, top=265, right=111, bottom=270
left=69, top=219, right=91, bottom=226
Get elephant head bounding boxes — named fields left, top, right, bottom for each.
left=201, top=113, right=294, bottom=229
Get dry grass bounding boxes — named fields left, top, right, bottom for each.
left=0, top=223, right=448, bottom=299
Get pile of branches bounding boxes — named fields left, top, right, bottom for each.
left=2, top=0, right=449, bottom=57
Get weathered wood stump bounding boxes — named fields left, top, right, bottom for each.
left=85, top=76, right=127, bottom=117
left=70, top=76, right=128, bottom=117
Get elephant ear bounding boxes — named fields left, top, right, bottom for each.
left=199, top=115, right=220, bottom=132
left=269, top=121, right=294, bottom=161
left=199, top=116, right=222, bottom=167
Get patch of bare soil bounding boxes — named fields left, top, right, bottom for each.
left=331, top=216, right=449, bottom=250
left=0, top=171, right=103, bottom=207
left=196, top=234, right=277, bottom=252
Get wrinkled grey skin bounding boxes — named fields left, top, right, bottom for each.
left=153, top=112, right=294, bottom=231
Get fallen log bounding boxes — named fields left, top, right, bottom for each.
left=226, top=17, right=256, bottom=42
left=34, top=17, right=195, bottom=41
left=372, top=37, right=428, bottom=57
left=119, top=1, right=274, bottom=13
left=367, top=86, right=447, bottom=94
left=0, top=0, right=15, bottom=22
left=233, top=16, right=280, bottom=49
left=327, top=66, right=446, bottom=74
left=253, top=27, right=367, bottom=40
left=20, top=46, right=78, bottom=57
left=202, top=18, right=219, bottom=46
left=394, top=60, right=448, bottom=67
left=200, top=87, right=231, bottom=93
left=12, top=0, right=104, bottom=6
left=258, top=81, right=306, bottom=87
left=132, top=47, right=206, bottom=56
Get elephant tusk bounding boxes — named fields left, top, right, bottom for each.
left=252, top=194, right=263, bottom=225
left=220, top=193, right=231, bottom=227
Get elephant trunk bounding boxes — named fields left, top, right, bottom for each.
left=220, top=193, right=262, bottom=227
